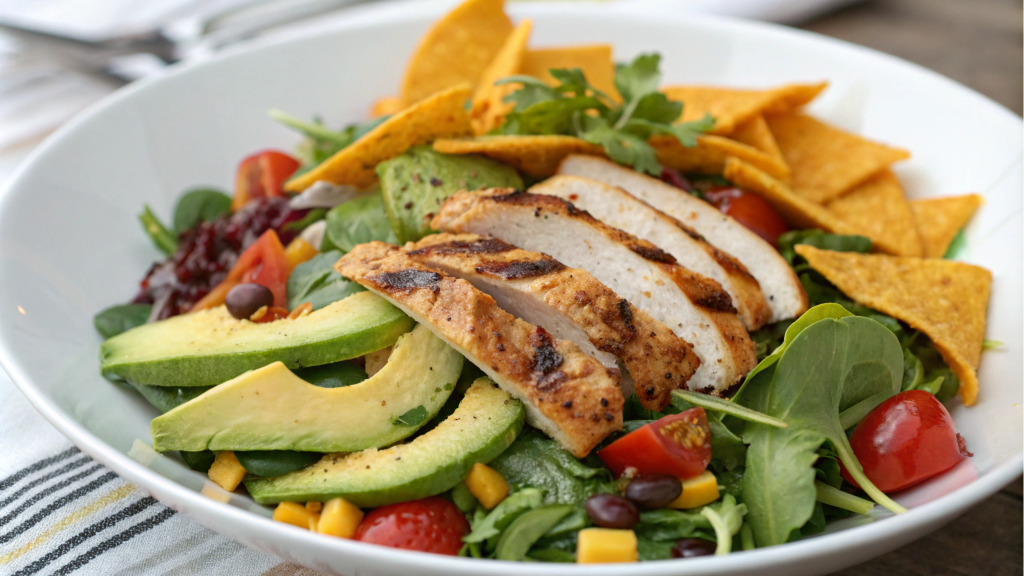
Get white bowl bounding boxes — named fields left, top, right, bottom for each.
left=0, top=2, right=1020, bottom=574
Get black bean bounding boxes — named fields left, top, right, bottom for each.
left=625, top=474, right=682, bottom=509
left=585, top=494, right=639, bottom=529
left=671, top=538, right=716, bottom=559
left=225, top=283, right=274, bottom=319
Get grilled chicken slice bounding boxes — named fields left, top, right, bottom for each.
left=531, top=175, right=772, bottom=331
left=556, top=155, right=808, bottom=323
left=337, top=242, right=623, bottom=457
left=431, top=190, right=757, bottom=394
left=405, top=233, right=700, bottom=410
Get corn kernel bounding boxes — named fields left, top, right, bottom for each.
left=273, top=502, right=313, bottom=529
left=308, top=511, right=321, bottom=532
left=667, top=470, right=720, bottom=509
left=317, top=497, right=364, bottom=539
left=576, top=528, right=638, bottom=563
left=305, top=501, right=323, bottom=513
left=208, top=451, right=247, bottom=492
left=285, top=238, right=319, bottom=271
left=464, top=463, right=509, bottom=509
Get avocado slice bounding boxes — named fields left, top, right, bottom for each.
left=378, top=145, right=523, bottom=244
left=150, top=323, right=462, bottom=453
left=101, top=291, right=412, bottom=387
left=245, top=377, right=524, bottom=506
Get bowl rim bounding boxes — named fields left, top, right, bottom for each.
left=1, top=2, right=1021, bottom=574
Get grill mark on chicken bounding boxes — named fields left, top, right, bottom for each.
left=476, top=258, right=566, bottom=279
left=628, top=244, right=676, bottom=265
left=407, top=237, right=514, bottom=256
left=529, top=327, right=566, bottom=389
left=695, top=290, right=737, bottom=313
left=616, top=299, right=634, bottom=330
left=372, top=269, right=442, bottom=292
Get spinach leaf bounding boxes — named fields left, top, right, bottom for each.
left=464, top=488, right=544, bottom=544
left=283, top=208, right=327, bottom=233
left=494, top=505, right=573, bottom=561
left=635, top=508, right=713, bottom=560
left=392, top=405, right=428, bottom=427
left=294, top=360, right=366, bottom=388
left=778, top=229, right=872, bottom=265
left=488, top=429, right=616, bottom=506
left=173, top=188, right=232, bottom=233
left=325, top=192, right=397, bottom=252
left=451, top=482, right=477, bottom=513
left=738, top=315, right=905, bottom=547
left=672, top=389, right=786, bottom=428
left=235, top=451, right=320, bottom=477
left=128, top=381, right=212, bottom=414
left=94, top=304, right=151, bottom=338
left=377, top=146, right=523, bottom=244
left=286, top=250, right=364, bottom=310
left=527, top=548, right=576, bottom=562
left=139, top=204, right=178, bottom=255
left=180, top=450, right=215, bottom=473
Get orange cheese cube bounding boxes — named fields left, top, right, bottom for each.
left=668, top=471, right=720, bottom=509
left=576, top=528, right=638, bottom=563
left=208, top=451, right=247, bottom=492
left=273, top=502, right=314, bottom=529
left=464, top=462, right=509, bottom=509
left=317, top=497, right=364, bottom=539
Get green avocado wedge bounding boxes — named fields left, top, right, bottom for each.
left=245, top=377, right=525, bottom=506
left=150, top=324, right=462, bottom=453
left=101, top=291, right=412, bottom=387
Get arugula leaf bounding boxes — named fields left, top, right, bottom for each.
left=286, top=250, right=364, bottom=310
left=778, top=229, right=872, bottom=265
left=494, top=505, right=573, bottom=561
left=270, top=109, right=389, bottom=168
left=94, top=304, right=151, bottom=338
left=700, top=494, right=748, bottom=555
left=139, top=205, right=178, bottom=256
left=463, top=488, right=544, bottom=544
left=494, top=53, right=714, bottom=174
left=635, top=508, right=714, bottom=560
left=173, top=188, right=232, bottom=233
left=738, top=315, right=905, bottom=547
left=325, top=192, right=397, bottom=252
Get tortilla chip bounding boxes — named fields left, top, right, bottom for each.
left=370, top=96, right=405, bottom=118
left=662, top=82, right=827, bottom=135
left=730, top=115, right=784, bottom=164
left=434, top=135, right=603, bottom=177
left=287, top=85, right=473, bottom=192
left=399, top=0, right=513, bottom=105
left=795, top=245, right=991, bottom=406
left=723, top=157, right=861, bottom=235
left=826, top=170, right=923, bottom=257
left=766, top=113, right=910, bottom=203
left=653, top=134, right=790, bottom=181
left=521, top=44, right=617, bottom=99
left=911, top=194, right=984, bottom=258
left=471, top=19, right=532, bottom=135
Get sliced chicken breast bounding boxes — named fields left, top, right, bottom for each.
left=556, top=155, right=808, bottom=323
left=531, top=175, right=772, bottom=331
left=405, top=233, right=700, bottom=410
left=431, top=190, right=757, bottom=394
left=337, top=242, right=623, bottom=457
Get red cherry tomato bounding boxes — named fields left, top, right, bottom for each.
left=598, top=408, right=712, bottom=479
left=232, top=150, right=301, bottom=211
left=355, top=497, right=469, bottom=555
left=703, top=186, right=789, bottom=246
left=842, top=390, right=971, bottom=493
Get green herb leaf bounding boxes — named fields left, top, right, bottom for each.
left=700, top=494, right=748, bottom=555
left=814, top=481, right=874, bottom=515
left=128, top=381, right=211, bottom=413
left=94, top=304, right=151, bottom=339
left=286, top=250, right=365, bottom=310
left=293, top=360, right=367, bottom=389
left=139, top=204, right=178, bottom=256
left=173, top=188, right=232, bottom=233
left=234, top=451, right=321, bottom=477
left=392, top=405, right=428, bottom=427
left=270, top=109, right=390, bottom=168
left=738, top=315, right=906, bottom=547
left=464, top=488, right=544, bottom=544
left=778, top=229, right=872, bottom=265
left=283, top=208, right=327, bottom=232
left=494, top=504, right=573, bottom=561
left=325, top=192, right=398, bottom=252
left=451, top=482, right=478, bottom=513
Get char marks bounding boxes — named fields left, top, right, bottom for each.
left=372, top=269, right=442, bottom=292
left=476, top=258, right=566, bottom=279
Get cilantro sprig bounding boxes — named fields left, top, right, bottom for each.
left=493, top=53, right=715, bottom=175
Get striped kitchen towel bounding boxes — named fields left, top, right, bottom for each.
left=0, top=375, right=328, bottom=576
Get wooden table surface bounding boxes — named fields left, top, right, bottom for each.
left=801, top=0, right=1023, bottom=574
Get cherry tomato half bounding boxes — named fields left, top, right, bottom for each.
left=355, top=496, right=469, bottom=555
left=842, top=390, right=971, bottom=493
left=703, top=186, right=789, bottom=246
left=232, top=150, right=301, bottom=211
left=598, top=408, right=712, bottom=479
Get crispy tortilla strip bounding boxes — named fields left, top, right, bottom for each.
left=766, top=113, right=910, bottom=203
left=652, top=134, right=790, bottom=181
left=826, top=170, right=923, bottom=257
left=434, top=135, right=603, bottom=177
left=911, top=194, right=984, bottom=258
left=663, top=82, right=827, bottom=135
left=287, top=85, right=473, bottom=192
left=730, top=115, right=785, bottom=165
left=795, top=245, right=991, bottom=406
left=471, top=19, right=532, bottom=135
left=724, top=157, right=862, bottom=236
left=521, top=45, right=617, bottom=99
left=399, top=0, right=513, bottom=104
left=370, top=96, right=405, bottom=118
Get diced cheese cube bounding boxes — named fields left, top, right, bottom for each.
left=208, top=451, right=247, bottom=492
left=273, top=502, right=313, bottom=529
left=305, top=501, right=323, bottom=513
left=464, top=462, right=509, bottom=509
left=285, top=238, right=319, bottom=271
left=667, top=470, right=720, bottom=509
left=576, top=528, right=638, bottom=563
left=317, top=497, right=364, bottom=539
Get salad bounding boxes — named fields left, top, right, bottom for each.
left=94, top=0, right=994, bottom=564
